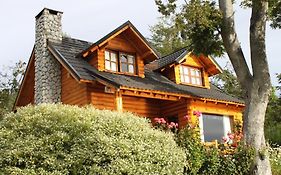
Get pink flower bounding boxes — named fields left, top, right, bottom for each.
left=153, top=118, right=160, bottom=124
left=222, top=136, right=228, bottom=143
left=193, top=111, right=202, bottom=117
left=160, top=118, right=166, bottom=124
left=183, top=115, right=190, bottom=121
left=228, top=134, right=234, bottom=140
left=175, top=123, right=179, bottom=128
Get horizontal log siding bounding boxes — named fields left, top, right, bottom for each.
left=122, top=96, right=161, bottom=118
left=160, top=99, right=188, bottom=128
left=61, top=67, right=88, bottom=105
left=88, top=83, right=115, bottom=110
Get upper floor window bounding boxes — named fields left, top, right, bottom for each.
left=180, top=65, right=202, bottom=86
left=105, top=50, right=136, bottom=74
left=120, top=53, right=136, bottom=74
left=105, top=50, right=117, bottom=72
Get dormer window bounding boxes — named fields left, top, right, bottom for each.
left=105, top=50, right=136, bottom=74
left=105, top=50, right=118, bottom=72
left=120, top=53, right=136, bottom=74
left=180, top=65, right=202, bottom=86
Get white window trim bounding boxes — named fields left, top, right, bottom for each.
left=199, top=114, right=232, bottom=142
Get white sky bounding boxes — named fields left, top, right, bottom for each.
left=0, top=0, right=280, bottom=85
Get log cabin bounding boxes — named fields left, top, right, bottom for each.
left=15, top=8, right=244, bottom=143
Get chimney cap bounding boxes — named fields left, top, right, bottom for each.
left=35, top=8, right=63, bottom=19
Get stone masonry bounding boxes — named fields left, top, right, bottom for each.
left=34, top=8, right=62, bottom=104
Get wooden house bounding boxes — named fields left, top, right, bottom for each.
left=15, top=8, right=244, bottom=143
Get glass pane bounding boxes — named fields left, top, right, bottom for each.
left=181, top=75, right=185, bottom=82
left=183, top=67, right=188, bottom=74
left=105, top=60, right=110, bottom=70
left=191, top=69, right=195, bottom=76
left=185, top=76, right=190, bottom=83
left=202, top=114, right=226, bottom=142
left=111, top=62, right=117, bottom=71
left=121, top=63, right=128, bottom=72
left=128, top=55, right=134, bottom=63
left=120, top=54, right=127, bottom=63
left=105, top=51, right=110, bottom=60
left=191, top=77, right=196, bottom=84
left=128, top=65, right=134, bottom=73
left=195, top=69, right=200, bottom=76
left=111, top=52, right=117, bottom=62
left=197, top=78, right=202, bottom=85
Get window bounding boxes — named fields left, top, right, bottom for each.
left=180, top=65, right=202, bottom=86
left=104, top=50, right=136, bottom=74
left=105, top=50, right=117, bottom=72
left=199, top=114, right=232, bottom=142
left=120, top=53, right=136, bottom=74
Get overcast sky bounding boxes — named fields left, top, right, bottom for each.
left=0, top=0, right=280, bottom=85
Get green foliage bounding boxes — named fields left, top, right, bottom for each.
left=175, top=125, right=254, bottom=175
left=0, top=104, right=186, bottom=174
left=269, top=146, right=281, bottom=175
left=241, top=0, right=281, bottom=29
left=176, top=126, right=205, bottom=174
left=211, top=64, right=243, bottom=99
left=149, top=17, right=190, bottom=56
left=265, top=87, right=281, bottom=145
left=153, top=0, right=224, bottom=57
left=0, top=61, right=26, bottom=116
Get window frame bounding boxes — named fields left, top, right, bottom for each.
left=105, top=50, right=118, bottom=72
left=104, top=50, right=137, bottom=75
left=119, top=52, right=136, bottom=74
left=180, top=65, right=203, bottom=86
left=198, top=113, right=232, bottom=143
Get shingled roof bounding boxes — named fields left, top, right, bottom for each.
left=48, top=37, right=243, bottom=104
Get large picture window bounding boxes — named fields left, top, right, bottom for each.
left=199, top=114, right=232, bottom=142
left=105, top=50, right=136, bottom=74
left=180, top=65, right=202, bottom=86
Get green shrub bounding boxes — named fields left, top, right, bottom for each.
left=176, top=126, right=205, bottom=174
left=175, top=125, right=255, bottom=175
left=0, top=104, right=186, bottom=175
left=269, top=146, right=281, bottom=175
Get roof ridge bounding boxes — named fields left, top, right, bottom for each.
left=159, top=46, right=188, bottom=60
left=62, top=36, right=92, bottom=44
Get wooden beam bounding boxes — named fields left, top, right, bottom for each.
left=115, top=91, right=123, bottom=112
left=141, top=50, right=152, bottom=58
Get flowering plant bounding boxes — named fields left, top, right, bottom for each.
left=152, top=117, right=178, bottom=133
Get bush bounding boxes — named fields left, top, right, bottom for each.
left=0, top=104, right=186, bottom=175
left=176, top=125, right=255, bottom=175
left=269, top=145, right=281, bottom=175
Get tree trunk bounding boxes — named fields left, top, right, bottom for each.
left=219, top=0, right=272, bottom=174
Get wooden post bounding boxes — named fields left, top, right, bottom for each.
left=115, top=91, right=123, bottom=112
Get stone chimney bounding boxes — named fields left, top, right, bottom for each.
left=34, top=8, right=63, bottom=104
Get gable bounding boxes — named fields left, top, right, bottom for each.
left=80, top=21, right=158, bottom=63
left=14, top=49, right=35, bottom=108
left=180, top=54, right=203, bottom=68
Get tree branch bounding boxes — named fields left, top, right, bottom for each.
left=219, top=0, right=253, bottom=91
left=250, top=0, right=271, bottom=91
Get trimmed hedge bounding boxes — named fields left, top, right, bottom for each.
left=0, top=104, right=185, bottom=175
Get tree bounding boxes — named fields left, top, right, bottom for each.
left=0, top=61, right=25, bottom=116
left=154, top=0, right=279, bottom=174
left=211, top=63, right=243, bottom=99
left=149, top=17, right=190, bottom=56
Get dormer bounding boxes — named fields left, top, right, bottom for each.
left=148, top=48, right=222, bottom=89
left=78, top=21, right=159, bottom=78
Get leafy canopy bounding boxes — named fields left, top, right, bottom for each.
left=154, top=0, right=224, bottom=56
